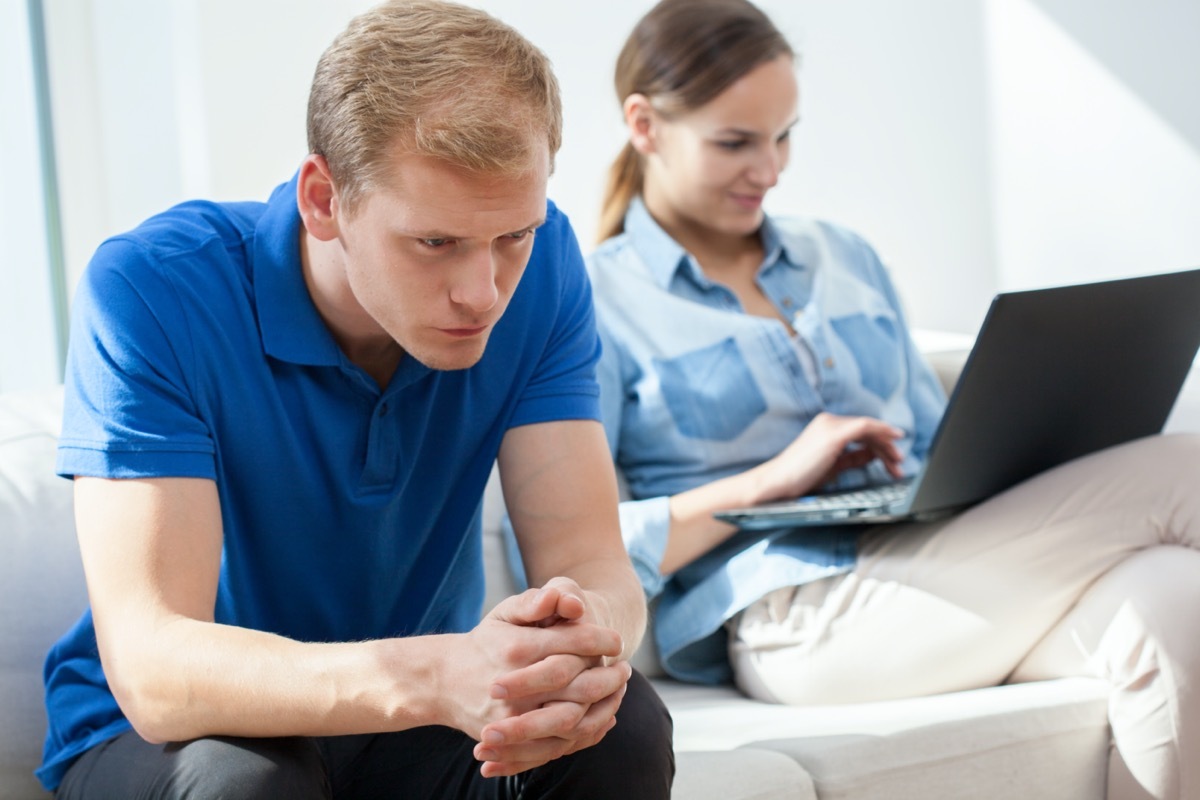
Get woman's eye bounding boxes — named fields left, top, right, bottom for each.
left=716, top=140, right=749, bottom=151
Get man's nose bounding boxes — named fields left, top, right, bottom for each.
left=450, top=250, right=499, bottom=312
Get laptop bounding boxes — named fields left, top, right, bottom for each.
left=714, top=268, right=1200, bottom=530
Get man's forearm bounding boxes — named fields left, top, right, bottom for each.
left=106, top=595, right=629, bottom=751
left=102, top=617, right=452, bottom=744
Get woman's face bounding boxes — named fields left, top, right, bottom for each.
left=640, top=55, right=799, bottom=240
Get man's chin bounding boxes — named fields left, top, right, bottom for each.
left=408, top=338, right=490, bottom=372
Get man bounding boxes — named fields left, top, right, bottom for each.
left=38, top=2, right=674, bottom=797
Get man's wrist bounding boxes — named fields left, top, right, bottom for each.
left=368, top=634, right=454, bottom=731
left=584, top=584, right=642, bottom=662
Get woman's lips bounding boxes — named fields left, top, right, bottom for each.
left=730, top=192, right=765, bottom=210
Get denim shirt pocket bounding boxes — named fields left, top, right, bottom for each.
left=829, top=313, right=903, bottom=400
left=653, top=337, right=767, bottom=441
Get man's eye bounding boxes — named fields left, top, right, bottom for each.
left=507, top=229, right=534, bottom=241
left=420, top=238, right=450, bottom=248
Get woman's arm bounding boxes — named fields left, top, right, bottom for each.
left=596, top=320, right=901, bottom=580
left=661, top=412, right=903, bottom=573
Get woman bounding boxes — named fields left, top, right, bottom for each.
left=590, top=1, right=1200, bottom=797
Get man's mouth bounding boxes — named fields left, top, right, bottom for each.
left=439, top=325, right=489, bottom=338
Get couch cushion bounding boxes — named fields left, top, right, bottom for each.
left=672, top=749, right=817, bottom=800
left=0, top=387, right=80, bottom=798
left=656, top=676, right=1110, bottom=800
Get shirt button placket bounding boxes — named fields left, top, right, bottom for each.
left=362, top=397, right=398, bottom=488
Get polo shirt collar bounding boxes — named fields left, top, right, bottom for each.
left=253, top=174, right=343, bottom=367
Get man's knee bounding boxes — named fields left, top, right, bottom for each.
left=551, top=669, right=675, bottom=798
left=608, top=669, right=675, bottom=766
left=164, top=736, right=328, bottom=800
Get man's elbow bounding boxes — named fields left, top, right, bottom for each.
left=102, top=646, right=201, bottom=745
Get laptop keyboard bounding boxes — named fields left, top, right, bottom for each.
left=799, top=481, right=911, bottom=511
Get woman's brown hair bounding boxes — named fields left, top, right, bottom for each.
left=597, top=0, right=793, bottom=243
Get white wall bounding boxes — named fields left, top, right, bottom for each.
left=763, top=1, right=996, bottom=333
left=32, top=0, right=1200, bottom=350
left=1, top=0, right=61, bottom=392
left=41, top=0, right=363, bottom=295
left=987, top=0, right=1200, bottom=292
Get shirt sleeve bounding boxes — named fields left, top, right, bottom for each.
left=507, top=206, right=602, bottom=428
left=597, top=321, right=672, bottom=599
left=56, top=237, right=216, bottom=480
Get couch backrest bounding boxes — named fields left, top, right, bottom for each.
left=0, top=388, right=79, bottom=799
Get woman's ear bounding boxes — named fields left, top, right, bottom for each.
left=623, top=93, right=659, bottom=157
left=296, top=154, right=342, bottom=242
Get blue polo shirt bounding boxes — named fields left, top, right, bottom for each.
left=38, top=176, right=601, bottom=790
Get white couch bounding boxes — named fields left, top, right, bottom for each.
left=4, top=353, right=1199, bottom=799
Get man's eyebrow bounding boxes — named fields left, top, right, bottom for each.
left=399, top=216, right=547, bottom=240
left=501, top=217, right=548, bottom=236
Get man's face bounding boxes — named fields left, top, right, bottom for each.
left=335, top=148, right=549, bottom=371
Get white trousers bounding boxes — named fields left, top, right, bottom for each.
left=728, top=433, right=1200, bottom=800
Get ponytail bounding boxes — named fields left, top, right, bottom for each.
left=596, top=141, right=643, bottom=245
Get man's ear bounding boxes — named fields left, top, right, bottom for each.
left=296, top=154, right=342, bottom=242
left=623, top=94, right=659, bottom=157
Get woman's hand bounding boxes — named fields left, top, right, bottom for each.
left=664, top=413, right=905, bottom=575
left=746, top=412, right=905, bottom=505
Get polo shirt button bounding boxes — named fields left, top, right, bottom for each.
left=782, top=297, right=794, bottom=308
left=379, top=403, right=389, bottom=417
left=824, top=357, right=835, bottom=369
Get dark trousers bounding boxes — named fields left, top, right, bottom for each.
left=56, top=670, right=674, bottom=800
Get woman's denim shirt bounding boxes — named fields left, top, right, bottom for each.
left=590, top=198, right=947, bottom=683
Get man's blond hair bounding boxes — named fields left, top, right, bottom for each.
left=307, top=0, right=562, bottom=213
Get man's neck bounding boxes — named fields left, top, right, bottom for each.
left=299, top=230, right=403, bottom=388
